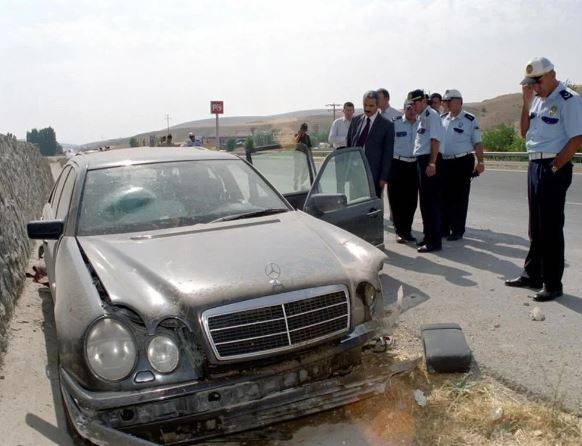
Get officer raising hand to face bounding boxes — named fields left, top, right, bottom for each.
left=506, top=57, right=582, bottom=301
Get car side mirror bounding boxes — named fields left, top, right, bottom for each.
left=305, top=193, right=347, bottom=215
left=27, top=220, right=64, bottom=240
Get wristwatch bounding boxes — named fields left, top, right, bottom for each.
left=428, top=163, right=436, bottom=167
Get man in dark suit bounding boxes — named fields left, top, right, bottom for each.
left=346, top=90, right=395, bottom=197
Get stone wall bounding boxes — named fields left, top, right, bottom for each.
left=0, top=134, right=54, bottom=353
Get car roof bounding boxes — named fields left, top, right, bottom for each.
left=70, top=147, right=238, bottom=170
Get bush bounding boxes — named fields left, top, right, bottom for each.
left=226, top=138, right=236, bottom=151
left=244, top=136, right=254, bottom=151
left=129, top=137, right=139, bottom=147
left=482, top=124, right=524, bottom=152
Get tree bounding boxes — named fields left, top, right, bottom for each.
left=129, top=137, right=139, bottom=147
left=244, top=136, right=254, bottom=151
left=226, top=138, right=236, bottom=152
left=26, top=127, right=63, bottom=156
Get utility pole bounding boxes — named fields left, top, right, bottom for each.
left=165, top=113, right=171, bottom=135
left=326, top=103, right=342, bottom=122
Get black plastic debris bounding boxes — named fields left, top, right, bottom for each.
left=421, top=323, right=472, bottom=373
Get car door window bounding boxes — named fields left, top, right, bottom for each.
left=56, top=168, right=76, bottom=220
left=312, top=149, right=373, bottom=204
left=247, top=146, right=315, bottom=195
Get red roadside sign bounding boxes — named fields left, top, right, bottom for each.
left=210, top=101, right=224, bottom=114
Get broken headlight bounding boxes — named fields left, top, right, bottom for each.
left=85, top=318, right=137, bottom=381
left=147, top=335, right=180, bottom=374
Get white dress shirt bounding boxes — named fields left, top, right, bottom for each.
left=381, top=106, right=403, bottom=121
left=328, top=117, right=352, bottom=148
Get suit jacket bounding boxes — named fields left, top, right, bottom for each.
left=346, top=113, right=395, bottom=186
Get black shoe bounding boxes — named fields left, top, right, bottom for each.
left=397, top=233, right=417, bottom=244
left=532, top=287, right=563, bottom=301
left=417, top=244, right=442, bottom=253
left=447, top=234, right=463, bottom=241
left=504, top=276, right=543, bottom=290
left=416, top=238, right=427, bottom=246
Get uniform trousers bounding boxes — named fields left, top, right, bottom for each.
left=523, top=158, right=573, bottom=291
left=387, top=159, right=418, bottom=237
left=443, top=153, right=475, bottom=237
left=417, top=154, right=443, bottom=248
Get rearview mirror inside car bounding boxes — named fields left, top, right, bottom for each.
left=305, top=193, right=347, bottom=215
left=27, top=220, right=65, bottom=240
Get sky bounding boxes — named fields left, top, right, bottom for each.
left=1, top=0, right=581, bottom=144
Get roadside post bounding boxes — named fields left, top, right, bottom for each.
left=210, top=101, right=224, bottom=149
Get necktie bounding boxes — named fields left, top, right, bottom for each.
left=357, top=117, right=371, bottom=147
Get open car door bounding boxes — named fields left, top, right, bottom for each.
left=303, top=147, right=384, bottom=247
left=246, top=144, right=316, bottom=210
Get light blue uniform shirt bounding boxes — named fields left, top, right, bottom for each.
left=442, top=110, right=482, bottom=156
left=393, top=115, right=418, bottom=157
left=413, top=106, right=445, bottom=156
left=526, top=82, right=582, bottom=154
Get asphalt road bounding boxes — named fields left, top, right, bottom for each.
left=0, top=164, right=580, bottom=446
left=380, top=167, right=582, bottom=413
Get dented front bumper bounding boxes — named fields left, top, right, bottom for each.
left=62, top=321, right=385, bottom=445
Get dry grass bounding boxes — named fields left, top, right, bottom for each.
left=409, top=372, right=581, bottom=445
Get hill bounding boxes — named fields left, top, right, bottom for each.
left=82, top=85, right=582, bottom=149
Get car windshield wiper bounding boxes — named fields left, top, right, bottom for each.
left=211, top=208, right=289, bottom=223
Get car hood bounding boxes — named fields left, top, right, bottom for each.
left=77, top=212, right=358, bottom=330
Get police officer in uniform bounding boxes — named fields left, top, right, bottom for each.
left=389, top=100, right=418, bottom=243
left=410, top=89, right=445, bottom=252
left=441, top=89, right=485, bottom=240
left=505, top=57, right=582, bottom=301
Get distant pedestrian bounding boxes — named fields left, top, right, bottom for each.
left=505, top=57, right=582, bottom=301
left=409, top=89, right=445, bottom=252
left=441, top=89, right=485, bottom=241
left=328, top=102, right=355, bottom=149
left=293, top=123, right=312, bottom=190
left=429, top=93, right=443, bottom=113
left=388, top=100, right=419, bottom=243
left=184, top=132, right=198, bottom=147
left=295, top=123, right=312, bottom=148
left=346, top=90, right=395, bottom=198
left=378, top=88, right=403, bottom=121
left=166, top=134, right=174, bottom=146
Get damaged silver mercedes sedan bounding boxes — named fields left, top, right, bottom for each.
left=28, top=146, right=387, bottom=445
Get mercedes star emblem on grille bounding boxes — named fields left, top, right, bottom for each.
left=265, top=262, right=281, bottom=279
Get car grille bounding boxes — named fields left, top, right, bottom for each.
left=202, top=285, right=350, bottom=360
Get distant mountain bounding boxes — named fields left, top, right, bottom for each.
left=83, top=85, right=581, bottom=149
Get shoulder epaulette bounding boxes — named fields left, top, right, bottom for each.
left=559, top=89, right=573, bottom=101
left=425, top=110, right=430, bottom=117
left=464, top=112, right=475, bottom=121
left=393, top=115, right=403, bottom=121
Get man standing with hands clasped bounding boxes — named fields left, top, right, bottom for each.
left=505, top=57, right=582, bottom=301
left=441, top=89, right=485, bottom=241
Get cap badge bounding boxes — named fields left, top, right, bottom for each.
left=526, top=64, right=533, bottom=74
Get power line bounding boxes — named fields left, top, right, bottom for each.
left=326, top=103, right=342, bottom=122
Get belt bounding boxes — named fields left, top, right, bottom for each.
left=394, top=155, right=416, bottom=162
left=443, top=151, right=473, bottom=160
left=529, top=152, right=556, bottom=160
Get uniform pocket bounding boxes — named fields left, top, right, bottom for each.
left=541, top=116, right=559, bottom=124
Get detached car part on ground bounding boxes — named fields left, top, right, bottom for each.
left=28, top=147, right=388, bottom=445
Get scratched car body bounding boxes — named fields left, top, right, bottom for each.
left=28, top=146, right=387, bottom=445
